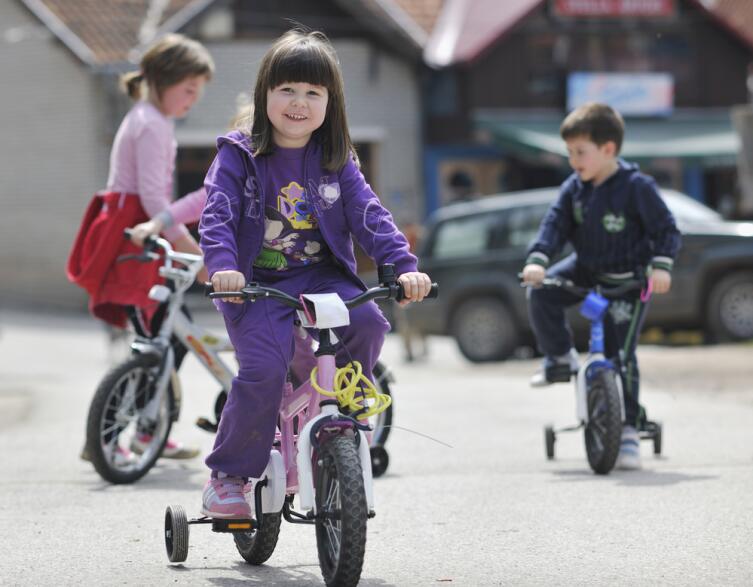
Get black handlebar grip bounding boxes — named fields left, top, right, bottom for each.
left=123, top=228, right=159, bottom=250
left=204, top=282, right=214, bottom=297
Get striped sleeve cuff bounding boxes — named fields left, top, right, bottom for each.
left=526, top=252, right=549, bottom=268
left=650, top=256, right=674, bottom=272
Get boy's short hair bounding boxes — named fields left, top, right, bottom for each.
left=560, top=102, right=625, bottom=153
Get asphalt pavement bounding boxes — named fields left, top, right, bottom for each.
left=1, top=308, right=752, bottom=586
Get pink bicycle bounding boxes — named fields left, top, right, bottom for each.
left=164, top=265, right=437, bottom=587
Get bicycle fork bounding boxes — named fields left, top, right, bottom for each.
left=575, top=315, right=626, bottom=424
left=132, top=338, right=174, bottom=427
left=295, top=332, right=375, bottom=515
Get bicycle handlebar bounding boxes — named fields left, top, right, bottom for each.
left=526, top=276, right=644, bottom=299
left=120, top=228, right=202, bottom=276
left=205, top=279, right=439, bottom=310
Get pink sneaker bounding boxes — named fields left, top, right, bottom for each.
left=132, top=434, right=200, bottom=460
left=201, top=474, right=252, bottom=519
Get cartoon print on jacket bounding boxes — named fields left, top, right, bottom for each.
left=278, top=181, right=315, bottom=229
left=254, top=182, right=328, bottom=270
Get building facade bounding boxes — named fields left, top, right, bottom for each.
left=2, top=0, right=425, bottom=309
left=422, top=0, right=753, bottom=214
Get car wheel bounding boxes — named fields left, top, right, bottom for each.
left=706, top=271, right=753, bottom=342
left=451, top=297, right=518, bottom=362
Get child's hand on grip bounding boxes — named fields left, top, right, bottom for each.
left=211, top=270, right=246, bottom=303
left=397, top=272, right=432, bottom=306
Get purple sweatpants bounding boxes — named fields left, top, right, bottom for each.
left=205, top=262, right=391, bottom=478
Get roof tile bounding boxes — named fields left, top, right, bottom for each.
left=38, top=0, right=195, bottom=64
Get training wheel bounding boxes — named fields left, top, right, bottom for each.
left=545, top=426, right=556, bottom=460
left=164, top=505, right=189, bottom=563
left=370, top=445, right=389, bottom=477
left=653, top=421, right=663, bottom=456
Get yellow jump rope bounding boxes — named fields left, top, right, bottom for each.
left=310, top=361, right=392, bottom=419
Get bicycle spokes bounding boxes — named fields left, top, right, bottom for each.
left=320, top=465, right=342, bottom=564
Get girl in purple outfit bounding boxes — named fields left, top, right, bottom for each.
left=198, top=29, right=431, bottom=519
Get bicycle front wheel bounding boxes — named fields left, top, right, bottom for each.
left=314, top=434, right=368, bottom=587
left=584, top=369, right=622, bottom=474
left=85, top=354, right=174, bottom=484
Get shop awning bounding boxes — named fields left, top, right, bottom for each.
left=474, top=111, right=740, bottom=165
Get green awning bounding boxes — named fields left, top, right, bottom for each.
left=474, top=112, right=740, bottom=165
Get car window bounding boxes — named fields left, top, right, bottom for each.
left=431, top=214, right=496, bottom=259
left=661, top=191, right=721, bottom=223
left=504, top=204, right=549, bottom=248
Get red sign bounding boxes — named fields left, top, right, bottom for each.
left=554, top=0, right=675, bottom=17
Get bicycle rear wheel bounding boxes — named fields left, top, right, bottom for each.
left=86, top=354, right=174, bottom=484
left=369, top=360, right=393, bottom=448
left=584, top=369, right=622, bottom=474
left=234, top=513, right=282, bottom=565
left=314, top=434, right=368, bottom=587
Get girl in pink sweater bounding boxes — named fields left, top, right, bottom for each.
left=74, top=34, right=214, bottom=463
left=111, top=34, right=213, bottom=284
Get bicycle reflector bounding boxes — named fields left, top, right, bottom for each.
left=580, top=292, right=609, bottom=321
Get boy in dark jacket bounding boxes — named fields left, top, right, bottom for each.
left=521, top=103, right=681, bottom=470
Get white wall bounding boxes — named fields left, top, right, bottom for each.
left=0, top=1, right=108, bottom=309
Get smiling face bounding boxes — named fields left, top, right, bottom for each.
left=565, top=135, right=618, bottom=185
left=156, top=75, right=207, bottom=118
left=266, top=82, right=329, bottom=148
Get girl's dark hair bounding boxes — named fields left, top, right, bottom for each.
left=120, top=34, right=214, bottom=101
left=242, top=29, right=357, bottom=171
left=560, top=102, right=625, bottom=153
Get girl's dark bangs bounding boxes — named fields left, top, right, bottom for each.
left=269, top=45, right=335, bottom=89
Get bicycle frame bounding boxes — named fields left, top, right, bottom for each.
left=254, top=327, right=375, bottom=517
left=127, top=239, right=235, bottom=425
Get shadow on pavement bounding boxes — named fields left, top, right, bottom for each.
left=612, top=469, right=718, bottom=487
left=166, top=561, right=397, bottom=586
left=81, top=462, right=203, bottom=492
left=550, top=467, right=718, bottom=487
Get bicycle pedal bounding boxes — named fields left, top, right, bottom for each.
left=195, top=417, right=218, bottom=433
left=545, top=363, right=572, bottom=383
left=211, top=518, right=256, bottom=533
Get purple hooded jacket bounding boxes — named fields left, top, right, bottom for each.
left=199, top=131, right=417, bottom=286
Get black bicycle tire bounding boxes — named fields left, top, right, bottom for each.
left=234, top=512, right=282, bottom=565
left=370, top=361, right=393, bottom=447
left=584, top=369, right=622, bottom=475
left=314, top=434, right=368, bottom=587
left=165, top=505, right=189, bottom=563
left=85, top=354, right=173, bottom=484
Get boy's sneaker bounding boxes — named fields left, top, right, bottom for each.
left=201, top=473, right=252, bottom=519
left=616, top=425, right=642, bottom=470
left=131, top=434, right=200, bottom=459
left=530, top=348, right=579, bottom=387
